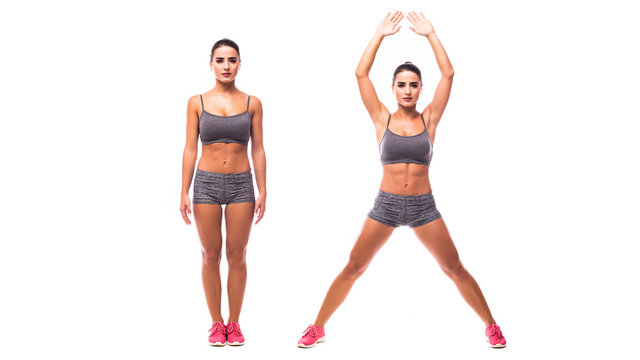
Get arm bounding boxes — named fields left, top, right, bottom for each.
left=408, top=12, right=454, bottom=130
left=249, top=96, right=266, bottom=224
left=180, top=95, right=200, bottom=225
left=355, top=11, right=404, bottom=128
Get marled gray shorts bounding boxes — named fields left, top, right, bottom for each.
left=193, top=169, right=255, bottom=205
left=367, top=190, right=442, bottom=228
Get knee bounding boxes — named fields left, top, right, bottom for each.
left=226, top=247, right=247, bottom=269
left=441, top=259, right=468, bottom=281
left=202, top=248, right=222, bottom=269
left=341, top=259, right=368, bottom=281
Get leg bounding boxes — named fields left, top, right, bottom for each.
left=193, top=204, right=224, bottom=323
left=413, top=218, right=497, bottom=326
left=224, top=202, right=255, bottom=323
left=314, top=217, right=396, bottom=328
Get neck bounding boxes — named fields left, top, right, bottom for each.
left=395, top=104, right=419, bottom=119
left=213, top=79, right=238, bottom=93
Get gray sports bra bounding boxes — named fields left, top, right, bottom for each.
left=199, top=95, right=251, bottom=146
left=379, top=114, right=433, bottom=166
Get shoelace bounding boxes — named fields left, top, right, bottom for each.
left=209, top=322, right=226, bottom=336
left=227, top=322, right=243, bottom=336
left=302, top=325, right=317, bottom=338
left=488, top=325, right=503, bottom=338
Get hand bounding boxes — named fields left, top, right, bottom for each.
left=407, top=11, right=434, bottom=37
left=180, top=193, right=192, bottom=225
left=254, top=194, right=266, bottom=224
left=377, top=11, right=404, bottom=37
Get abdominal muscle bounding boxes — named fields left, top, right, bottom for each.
left=379, top=163, right=432, bottom=195
left=197, top=143, right=251, bottom=173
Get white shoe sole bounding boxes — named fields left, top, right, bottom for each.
left=228, top=341, right=245, bottom=346
left=486, top=338, right=506, bottom=348
left=298, top=336, right=326, bottom=348
left=208, top=341, right=226, bottom=347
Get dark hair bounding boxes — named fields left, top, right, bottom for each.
left=393, top=62, right=422, bottom=84
left=210, top=38, right=240, bottom=62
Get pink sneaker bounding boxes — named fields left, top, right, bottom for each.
left=298, top=324, right=325, bottom=348
left=226, top=321, right=245, bottom=346
left=485, top=324, right=507, bottom=348
left=208, top=322, right=226, bottom=346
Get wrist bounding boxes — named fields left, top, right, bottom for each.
left=425, top=31, right=435, bottom=38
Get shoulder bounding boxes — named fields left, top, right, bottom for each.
left=247, top=95, right=263, bottom=113
left=188, top=94, right=202, bottom=109
left=247, top=94, right=262, bottom=107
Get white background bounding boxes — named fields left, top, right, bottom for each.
left=1, top=0, right=639, bottom=359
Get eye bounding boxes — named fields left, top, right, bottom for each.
left=411, top=83, right=418, bottom=88
left=230, top=59, right=237, bottom=63
left=398, top=84, right=405, bottom=88
left=216, top=59, right=223, bottom=63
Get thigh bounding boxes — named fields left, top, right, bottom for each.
left=348, top=217, right=396, bottom=265
left=224, top=202, right=255, bottom=251
left=412, top=218, right=460, bottom=267
left=193, top=204, right=224, bottom=252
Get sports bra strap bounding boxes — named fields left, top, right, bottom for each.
left=246, top=95, right=251, bottom=111
left=386, top=115, right=391, bottom=129
left=200, top=95, right=205, bottom=112
left=420, top=113, right=427, bottom=129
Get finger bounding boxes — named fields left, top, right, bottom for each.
left=392, top=25, right=402, bottom=34
left=420, top=12, right=426, bottom=20
left=256, top=206, right=264, bottom=224
left=385, top=11, right=391, bottom=20
left=395, top=14, right=404, bottom=24
left=406, top=12, right=415, bottom=23
left=409, top=26, right=417, bottom=33
left=391, top=10, right=400, bottom=22
left=181, top=209, right=190, bottom=225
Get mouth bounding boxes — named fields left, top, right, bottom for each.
left=403, top=97, right=412, bottom=101
left=222, top=73, right=232, bottom=77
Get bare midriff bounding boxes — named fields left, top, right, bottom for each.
left=379, top=163, right=431, bottom=195
left=197, top=143, right=251, bottom=173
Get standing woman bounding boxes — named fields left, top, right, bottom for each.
left=298, top=12, right=506, bottom=348
left=180, top=38, right=266, bottom=347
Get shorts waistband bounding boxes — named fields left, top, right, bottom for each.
left=195, top=169, right=252, bottom=178
left=377, top=189, right=433, bottom=199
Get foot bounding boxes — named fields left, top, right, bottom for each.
left=208, top=321, right=226, bottom=346
left=226, top=321, right=245, bottom=346
left=485, top=324, right=506, bottom=348
left=298, top=324, right=326, bottom=348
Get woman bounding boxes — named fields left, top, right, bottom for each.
left=180, top=38, right=266, bottom=347
left=298, top=12, right=506, bottom=348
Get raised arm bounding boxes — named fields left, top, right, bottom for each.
left=180, top=95, right=200, bottom=225
left=408, top=12, right=454, bottom=130
left=355, top=11, right=404, bottom=128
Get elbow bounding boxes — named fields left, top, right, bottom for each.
left=183, top=146, right=197, bottom=157
left=443, top=69, right=454, bottom=78
left=355, top=71, right=368, bottom=79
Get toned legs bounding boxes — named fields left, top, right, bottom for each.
left=193, top=202, right=254, bottom=324
left=224, top=202, right=254, bottom=323
left=194, top=204, right=224, bottom=323
left=314, top=218, right=395, bottom=328
left=413, top=218, right=496, bottom=326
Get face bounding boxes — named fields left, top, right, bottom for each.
left=210, top=46, right=240, bottom=83
left=392, top=71, right=422, bottom=107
